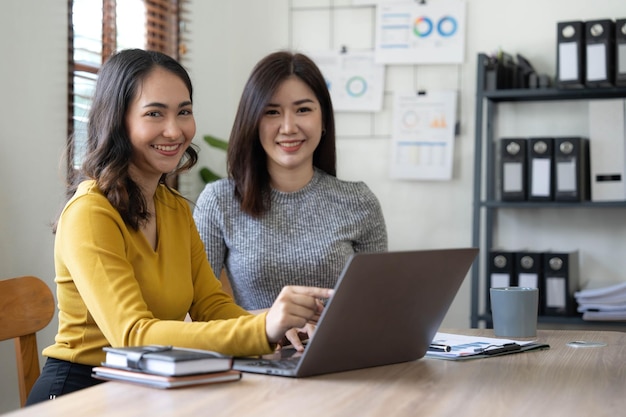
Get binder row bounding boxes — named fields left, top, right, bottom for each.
left=489, top=251, right=579, bottom=317
left=557, top=18, right=626, bottom=88
left=499, top=137, right=590, bottom=202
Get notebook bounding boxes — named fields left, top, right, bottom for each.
left=233, top=247, right=478, bottom=377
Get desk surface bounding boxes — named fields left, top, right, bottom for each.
left=5, top=329, right=625, bottom=417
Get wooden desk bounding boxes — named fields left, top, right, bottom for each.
left=5, top=329, right=625, bottom=417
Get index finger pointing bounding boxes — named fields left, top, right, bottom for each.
left=289, top=286, right=335, bottom=299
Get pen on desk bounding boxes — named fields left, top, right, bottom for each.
left=429, top=343, right=451, bottom=352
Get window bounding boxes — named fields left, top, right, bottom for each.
left=68, top=0, right=187, bottom=174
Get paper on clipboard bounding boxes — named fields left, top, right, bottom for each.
left=426, top=332, right=549, bottom=361
left=389, top=90, right=457, bottom=180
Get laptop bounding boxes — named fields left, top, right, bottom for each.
left=233, top=247, right=478, bottom=377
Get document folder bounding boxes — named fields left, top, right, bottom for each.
left=489, top=251, right=515, bottom=288
left=589, top=99, right=626, bottom=201
left=616, top=19, right=626, bottom=87
left=515, top=252, right=542, bottom=289
left=499, top=138, right=527, bottom=201
left=528, top=138, right=554, bottom=201
left=585, top=19, right=615, bottom=87
left=542, top=252, right=579, bottom=316
left=557, top=21, right=585, bottom=88
left=554, top=137, right=590, bottom=201
left=515, top=252, right=543, bottom=315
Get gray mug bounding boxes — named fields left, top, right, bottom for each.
left=490, top=287, right=538, bottom=338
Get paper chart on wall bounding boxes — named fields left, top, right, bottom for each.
left=310, top=50, right=385, bottom=112
left=389, top=91, right=456, bottom=181
left=375, top=0, right=466, bottom=64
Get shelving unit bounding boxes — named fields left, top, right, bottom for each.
left=470, top=53, right=626, bottom=329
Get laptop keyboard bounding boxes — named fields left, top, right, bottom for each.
left=248, top=357, right=300, bottom=369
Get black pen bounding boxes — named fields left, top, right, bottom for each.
left=429, top=343, right=452, bottom=352
left=481, top=343, right=521, bottom=355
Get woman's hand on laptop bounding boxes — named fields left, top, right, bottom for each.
left=265, top=286, right=334, bottom=348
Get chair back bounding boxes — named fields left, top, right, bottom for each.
left=0, top=276, right=55, bottom=407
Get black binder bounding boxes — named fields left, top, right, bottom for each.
left=514, top=252, right=542, bottom=289
left=515, top=251, right=544, bottom=315
left=585, top=19, right=615, bottom=87
left=542, top=252, right=579, bottom=316
left=528, top=138, right=554, bottom=201
left=489, top=251, right=516, bottom=288
left=488, top=251, right=515, bottom=313
left=616, top=18, right=626, bottom=87
left=499, top=138, right=527, bottom=201
left=554, top=137, right=590, bottom=201
left=557, top=21, right=585, bottom=88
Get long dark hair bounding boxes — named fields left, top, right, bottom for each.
left=62, top=49, right=198, bottom=231
left=227, top=51, right=336, bottom=217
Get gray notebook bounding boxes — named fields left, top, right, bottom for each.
left=233, top=247, right=478, bottom=377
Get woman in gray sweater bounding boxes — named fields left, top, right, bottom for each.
left=193, top=51, right=387, bottom=313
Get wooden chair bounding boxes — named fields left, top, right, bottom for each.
left=0, top=276, right=55, bottom=407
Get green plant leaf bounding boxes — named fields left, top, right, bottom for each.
left=200, top=167, right=222, bottom=184
left=203, top=135, right=229, bottom=151
left=199, top=134, right=228, bottom=183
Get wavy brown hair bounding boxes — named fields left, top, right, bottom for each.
left=61, top=49, right=198, bottom=231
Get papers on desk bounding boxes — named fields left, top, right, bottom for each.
left=425, top=332, right=549, bottom=360
left=575, top=282, right=626, bottom=321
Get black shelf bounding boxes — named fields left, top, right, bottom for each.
left=480, top=200, right=626, bottom=209
left=481, top=86, right=626, bottom=102
left=477, top=313, right=626, bottom=329
left=470, top=53, right=626, bottom=329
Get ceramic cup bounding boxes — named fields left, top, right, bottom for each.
left=490, top=287, right=538, bottom=338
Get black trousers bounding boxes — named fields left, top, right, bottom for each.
left=25, top=357, right=104, bottom=406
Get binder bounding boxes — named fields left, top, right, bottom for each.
left=515, top=252, right=543, bottom=315
left=557, top=21, right=585, bottom=88
left=616, top=18, right=626, bottom=87
left=489, top=251, right=516, bottom=289
left=499, top=138, right=527, bottom=201
left=527, top=138, right=554, bottom=201
left=589, top=99, right=626, bottom=201
left=585, top=19, right=615, bottom=87
left=514, top=252, right=542, bottom=289
left=542, top=252, right=579, bottom=316
left=554, top=137, right=590, bottom=201
left=488, top=251, right=515, bottom=314
left=484, top=52, right=516, bottom=90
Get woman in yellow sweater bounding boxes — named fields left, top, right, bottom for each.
left=26, top=49, right=332, bottom=405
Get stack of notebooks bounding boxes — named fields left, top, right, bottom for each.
left=92, top=345, right=241, bottom=389
left=575, top=282, right=626, bottom=321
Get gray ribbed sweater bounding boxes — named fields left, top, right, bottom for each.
left=193, top=169, right=388, bottom=310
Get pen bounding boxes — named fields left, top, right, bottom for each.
left=429, top=343, right=452, bottom=352
left=480, top=343, right=521, bottom=355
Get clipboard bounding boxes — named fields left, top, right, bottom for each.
left=425, top=332, right=550, bottom=361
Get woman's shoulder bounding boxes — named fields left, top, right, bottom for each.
left=316, top=170, right=375, bottom=197
left=195, top=178, right=237, bottom=211
left=200, top=178, right=235, bottom=200
left=66, top=180, right=107, bottom=207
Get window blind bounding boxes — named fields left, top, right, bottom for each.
left=67, top=0, right=187, bottom=171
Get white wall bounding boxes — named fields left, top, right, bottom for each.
left=0, top=0, right=67, bottom=412
left=184, top=0, right=626, bottom=333
left=2, top=0, right=626, bottom=413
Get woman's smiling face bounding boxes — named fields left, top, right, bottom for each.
left=258, top=76, right=323, bottom=175
left=125, top=67, right=196, bottom=185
